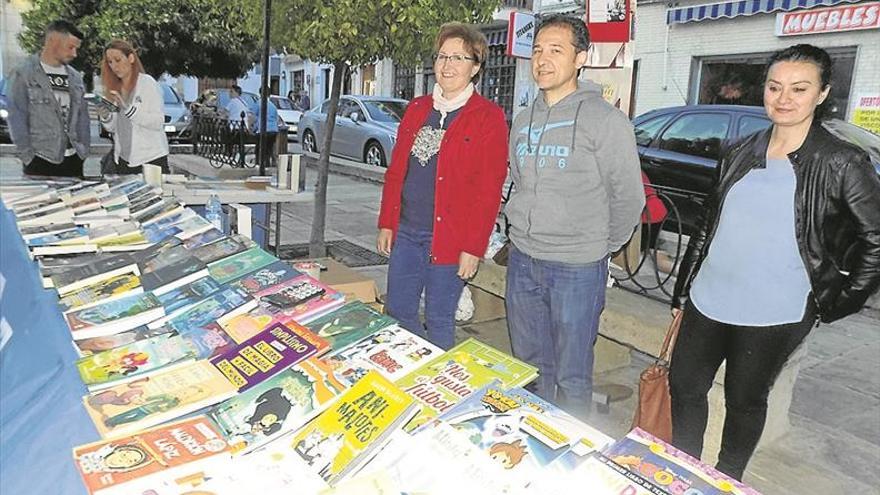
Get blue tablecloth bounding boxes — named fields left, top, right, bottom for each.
left=0, top=203, right=96, bottom=495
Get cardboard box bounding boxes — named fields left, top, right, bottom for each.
left=297, top=257, right=379, bottom=304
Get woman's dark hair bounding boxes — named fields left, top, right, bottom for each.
left=765, top=44, right=833, bottom=119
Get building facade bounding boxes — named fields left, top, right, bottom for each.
left=632, top=0, right=880, bottom=120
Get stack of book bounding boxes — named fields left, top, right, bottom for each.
left=1, top=177, right=767, bottom=494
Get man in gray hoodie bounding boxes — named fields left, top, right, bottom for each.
left=505, top=15, right=644, bottom=419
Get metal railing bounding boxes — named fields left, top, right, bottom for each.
left=191, top=115, right=255, bottom=169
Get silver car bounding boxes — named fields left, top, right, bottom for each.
left=299, top=95, right=407, bottom=167
left=161, top=84, right=191, bottom=142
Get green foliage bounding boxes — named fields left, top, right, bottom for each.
left=19, top=0, right=257, bottom=78
left=265, top=0, right=500, bottom=67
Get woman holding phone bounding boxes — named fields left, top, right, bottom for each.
left=98, top=40, right=169, bottom=174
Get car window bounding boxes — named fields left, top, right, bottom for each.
left=824, top=119, right=880, bottom=165
left=337, top=100, right=358, bottom=117
left=658, top=113, right=731, bottom=160
left=737, top=115, right=771, bottom=139
left=273, top=97, right=294, bottom=110
left=634, top=114, right=674, bottom=147
left=363, top=100, right=407, bottom=123
left=161, top=85, right=181, bottom=105
left=320, top=101, right=330, bottom=114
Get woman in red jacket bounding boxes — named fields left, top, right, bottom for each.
left=377, top=22, right=508, bottom=349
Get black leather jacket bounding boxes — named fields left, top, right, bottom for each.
left=673, top=123, right=880, bottom=323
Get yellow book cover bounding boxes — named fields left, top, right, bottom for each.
left=288, top=370, right=418, bottom=486
left=83, top=360, right=236, bottom=439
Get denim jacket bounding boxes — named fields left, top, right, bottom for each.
left=7, top=55, right=90, bottom=164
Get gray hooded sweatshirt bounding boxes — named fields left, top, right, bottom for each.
left=505, top=80, right=644, bottom=264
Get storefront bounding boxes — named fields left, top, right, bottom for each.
left=633, top=0, right=880, bottom=124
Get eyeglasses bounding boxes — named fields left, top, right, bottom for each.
left=433, top=53, right=477, bottom=65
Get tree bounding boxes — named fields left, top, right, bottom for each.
left=259, top=0, right=500, bottom=257
left=19, top=0, right=257, bottom=82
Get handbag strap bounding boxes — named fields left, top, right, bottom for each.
left=657, top=311, right=684, bottom=364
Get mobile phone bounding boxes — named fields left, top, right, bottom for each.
left=85, top=93, right=119, bottom=113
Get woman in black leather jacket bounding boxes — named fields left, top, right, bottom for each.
left=668, top=44, right=880, bottom=481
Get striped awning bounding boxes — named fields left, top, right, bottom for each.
left=486, top=29, right=508, bottom=46
left=666, top=0, right=865, bottom=24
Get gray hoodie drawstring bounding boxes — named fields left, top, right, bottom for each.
left=571, top=101, right=584, bottom=151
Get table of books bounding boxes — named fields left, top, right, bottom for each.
left=0, top=177, right=763, bottom=495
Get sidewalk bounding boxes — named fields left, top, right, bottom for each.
left=273, top=166, right=879, bottom=494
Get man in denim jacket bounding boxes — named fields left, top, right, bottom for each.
left=8, top=20, right=90, bottom=177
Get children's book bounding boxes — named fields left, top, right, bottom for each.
left=66, top=292, right=165, bottom=341
left=226, top=260, right=300, bottom=296
left=72, top=415, right=232, bottom=495
left=52, top=253, right=140, bottom=296
left=75, top=333, right=196, bottom=391
left=210, top=322, right=319, bottom=392
left=162, top=287, right=256, bottom=335
left=190, top=236, right=247, bottom=265
left=82, top=360, right=237, bottom=439
left=424, top=383, right=614, bottom=491
left=177, top=322, right=237, bottom=360
left=255, top=274, right=346, bottom=324
left=74, top=325, right=174, bottom=357
left=324, top=324, right=442, bottom=386
left=593, top=428, right=763, bottom=495
left=207, top=357, right=347, bottom=454
left=154, top=276, right=223, bottom=315
left=304, top=301, right=395, bottom=351
left=207, top=246, right=277, bottom=284
left=394, top=338, right=539, bottom=432
left=58, top=272, right=143, bottom=312
left=288, top=369, right=420, bottom=485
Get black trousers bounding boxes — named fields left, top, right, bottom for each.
left=24, top=154, right=84, bottom=178
left=668, top=299, right=816, bottom=480
left=113, top=155, right=169, bottom=175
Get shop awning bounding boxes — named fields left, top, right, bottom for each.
left=666, top=0, right=865, bottom=24
left=486, top=29, right=508, bottom=46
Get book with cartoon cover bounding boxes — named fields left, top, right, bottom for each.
left=178, top=322, right=238, bottom=360
left=304, top=301, right=394, bottom=350
left=74, top=325, right=174, bottom=357
left=66, top=292, right=165, bottom=340
left=76, top=333, right=196, bottom=391
left=207, top=357, right=347, bottom=454
left=595, top=428, right=762, bottom=495
left=72, top=415, right=232, bottom=495
left=209, top=322, right=319, bottom=392
left=82, top=360, right=237, bottom=439
left=207, top=246, right=277, bottom=284
left=58, top=272, right=143, bottom=312
left=226, top=260, right=301, bottom=296
left=288, top=369, right=419, bottom=485
left=394, top=338, right=538, bottom=432
left=324, top=324, right=442, bottom=386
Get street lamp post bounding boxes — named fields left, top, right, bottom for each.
left=258, top=0, right=272, bottom=176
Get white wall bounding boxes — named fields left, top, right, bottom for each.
left=633, top=1, right=880, bottom=118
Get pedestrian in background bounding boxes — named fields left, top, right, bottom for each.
left=504, top=15, right=644, bottom=421
left=670, top=44, right=880, bottom=481
left=8, top=20, right=89, bottom=177
left=377, top=22, right=508, bottom=350
left=225, top=85, right=249, bottom=128
left=249, top=87, right=279, bottom=168
left=98, top=40, right=169, bottom=174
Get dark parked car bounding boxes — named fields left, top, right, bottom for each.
left=634, top=104, right=880, bottom=234
left=299, top=95, right=407, bottom=167
left=0, top=78, right=9, bottom=143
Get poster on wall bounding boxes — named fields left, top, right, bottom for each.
left=852, top=94, right=880, bottom=135
left=584, top=44, right=635, bottom=117
left=507, top=12, right=536, bottom=59
left=586, top=0, right=632, bottom=42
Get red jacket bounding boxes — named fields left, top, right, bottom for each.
left=378, top=93, right=508, bottom=264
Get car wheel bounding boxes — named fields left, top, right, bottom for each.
left=364, top=141, right=386, bottom=168
left=303, top=130, right=317, bottom=153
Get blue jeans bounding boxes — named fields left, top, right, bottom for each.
left=505, top=244, right=608, bottom=420
left=385, top=224, right=465, bottom=350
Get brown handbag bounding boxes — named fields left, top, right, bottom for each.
left=631, top=310, right=684, bottom=443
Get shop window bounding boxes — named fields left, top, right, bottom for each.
left=635, top=114, right=674, bottom=146
left=695, top=48, right=856, bottom=120
left=658, top=113, right=731, bottom=160
left=394, top=65, right=416, bottom=101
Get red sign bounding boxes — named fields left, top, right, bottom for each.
left=775, top=2, right=880, bottom=36
left=586, top=0, right=632, bottom=43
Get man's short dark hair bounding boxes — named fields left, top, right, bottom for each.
left=536, top=14, right=590, bottom=54
left=231, top=85, right=242, bottom=95
left=45, top=20, right=83, bottom=40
